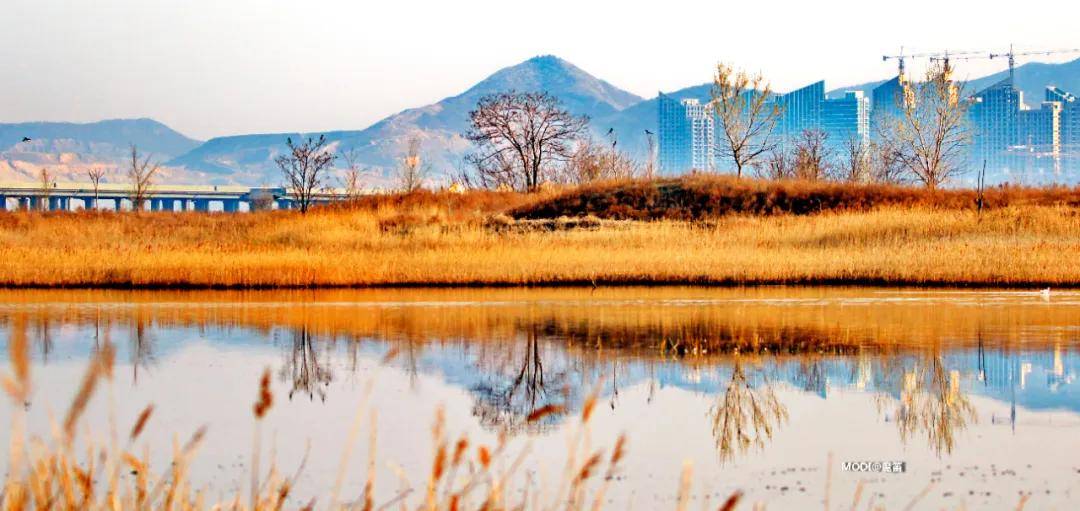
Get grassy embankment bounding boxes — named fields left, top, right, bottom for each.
left=1, top=175, right=1079, bottom=288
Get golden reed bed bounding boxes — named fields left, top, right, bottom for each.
left=0, top=178, right=1078, bottom=288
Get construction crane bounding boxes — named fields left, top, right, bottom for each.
left=929, top=52, right=993, bottom=79
left=990, top=45, right=1080, bottom=84
left=882, top=48, right=985, bottom=78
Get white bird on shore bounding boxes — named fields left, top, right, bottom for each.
left=1039, top=287, right=1051, bottom=300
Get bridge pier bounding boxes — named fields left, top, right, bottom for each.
left=0, top=195, right=6, bottom=212
left=193, top=199, right=209, bottom=212
left=223, top=199, right=240, bottom=213
left=47, top=197, right=67, bottom=211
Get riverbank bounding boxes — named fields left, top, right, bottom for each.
left=0, top=206, right=1077, bottom=288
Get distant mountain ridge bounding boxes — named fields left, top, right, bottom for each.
left=5, top=56, right=1080, bottom=185
left=0, top=118, right=201, bottom=183
left=167, top=55, right=644, bottom=185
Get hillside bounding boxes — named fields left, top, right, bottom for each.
left=167, top=55, right=644, bottom=185
left=0, top=118, right=202, bottom=183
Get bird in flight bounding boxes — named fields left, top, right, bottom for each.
left=644, top=130, right=654, bottom=135
left=21, top=137, right=31, bottom=142
left=606, top=128, right=614, bottom=135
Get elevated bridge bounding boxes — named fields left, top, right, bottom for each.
left=0, top=182, right=357, bottom=212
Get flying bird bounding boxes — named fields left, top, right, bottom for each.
left=644, top=130, right=654, bottom=135
left=21, top=137, right=31, bottom=142
left=606, top=128, right=614, bottom=135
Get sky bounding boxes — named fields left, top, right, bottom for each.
left=4, top=0, right=1080, bottom=140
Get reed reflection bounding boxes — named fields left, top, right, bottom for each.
left=3, top=288, right=1077, bottom=460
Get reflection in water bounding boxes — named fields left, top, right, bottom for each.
left=710, top=358, right=788, bottom=463
left=471, top=328, right=569, bottom=433
left=282, top=326, right=333, bottom=402
left=885, top=356, right=978, bottom=455
left=1, top=287, right=1078, bottom=462
left=128, top=314, right=155, bottom=383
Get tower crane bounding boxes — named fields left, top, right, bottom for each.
left=882, top=48, right=985, bottom=78
left=990, top=45, right=1080, bottom=84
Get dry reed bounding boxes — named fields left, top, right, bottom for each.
left=0, top=333, right=1040, bottom=510
left=0, top=179, right=1077, bottom=288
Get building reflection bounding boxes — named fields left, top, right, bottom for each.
left=4, top=293, right=1079, bottom=459
left=879, top=356, right=977, bottom=455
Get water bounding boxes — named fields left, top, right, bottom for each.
left=1, top=287, right=1078, bottom=509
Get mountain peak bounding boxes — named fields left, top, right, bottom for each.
left=466, top=55, right=643, bottom=112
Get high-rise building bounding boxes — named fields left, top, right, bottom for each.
left=870, top=75, right=908, bottom=136
left=823, top=91, right=870, bottom=149
left=1018, top=102, right=1061, bottom=152
left=772, top=81, right=825, bottom=142
left=969, top=78, right=1023, bottom=175
left=1016, top=102, right=1063, bottom=180
left=657, top=94, right=715, bottom=174
left=1046, top=86, right=1080, bottom=175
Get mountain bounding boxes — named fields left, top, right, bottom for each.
left=7, top=56, right=1080, bottom=186
left=828, top=57, right=1080, bottom=107
left=167, top=55, right=644, bottom=185
left=0, top=118, right=201, bottom=183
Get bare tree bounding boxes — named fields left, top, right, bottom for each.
left=868, top=139, right=908, bottom=184
left=881, top=63, right=973, bottom=188
left=395, top=136, right=428, bottom=193
left=710, top=63, right=783, bottom=178
left=556, top=137, right=638, bottom=184
left=837, top=135, right=871, bottom=183
left=274, top=135, right=336, bottom=213
left=338, top=147, right=366, bottom=199
left=643, top=129, right=657, bottom=180
left=127, top=145, right=160, bottom=212
left=791, top=129, right=833, bottom=181
left=87, top=166, right=107, bottom=209
left=465, top=91, right=589, bottom=191
left=38, top=167, right=55, bottom=211
left=758, top=149, right=792, bottom=180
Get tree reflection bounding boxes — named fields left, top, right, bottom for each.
left=885, top=355, right=977, bottom=455
left=281, top=326, right=333, bottom=402
left=128, top=314, right=155, bottom=383
left=470, top=328, right=567, bottom=433
left=710, top=358, right=788, bottom=463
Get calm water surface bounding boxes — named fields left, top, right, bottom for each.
left=1, top=287, right=1079, bottom=509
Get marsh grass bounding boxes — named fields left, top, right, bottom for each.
left=0, top=190, right=1078, bottom=288
left=0, top=332, right=694, bottom=510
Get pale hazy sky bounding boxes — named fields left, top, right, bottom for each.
left=4, top=0, right=1079, bottom=140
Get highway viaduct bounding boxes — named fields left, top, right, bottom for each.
left=0, top=182, right=353, bottom=212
